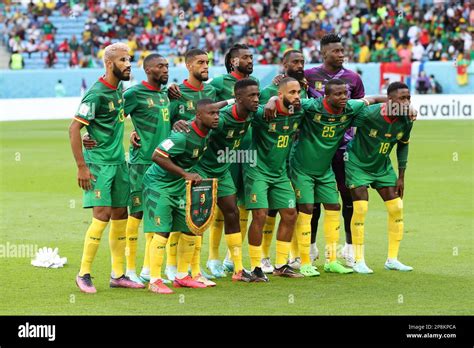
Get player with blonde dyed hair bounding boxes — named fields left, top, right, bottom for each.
left=69, top=42, right=144, bottom=293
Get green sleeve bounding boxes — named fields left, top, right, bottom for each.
left=75, top=92, right=100, bottom=122
left=123, top=88, right=137, bottom=116
left=251, top=106, right=265, bottom=127
left=396, top=123, right=413, bottom=169
left=259, top=85, right=274, bottom=104
left=301, top=98, right=321, bottom=115
left=169, top=99, right=180, bottom=123
left=210, top=76, right=223, bottom=97
left=351, top=101, right=369, bottom=127
left=158, top=131, right=187, bottom=157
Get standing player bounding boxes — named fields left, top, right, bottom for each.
left=303, top=33, right=365, bottom=266
left=122, top=54, right=172, bottom=285
left=346, top=82, right=414, bottom=274
left=245, top=77, right=305, bottom=280
left=258, top=49, right=308, bottom=274
left=207, top=44, right=259, bottom=275
left=143, top=99, right=219, bottom=294
left=69, top=43, right=144, bottom=293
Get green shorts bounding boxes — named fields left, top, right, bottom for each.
left=142, top=184, right=189, bottom=233
left=128, top=163, right=151, bottom=214
left=345, top=160, right=398, bottom=189
left=83, top=163, right=130, bottom=208
left=290, top=166, right=339, bottom=205
left=244, top=172, right=296, bottom=210
left=192, top=166, right=236, bottom=198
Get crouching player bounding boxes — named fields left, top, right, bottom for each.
left=143, top=99, right=219, bottom=294
left=346, top=82, right=415, bottom=274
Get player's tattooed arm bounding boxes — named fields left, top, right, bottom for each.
left=264, top=96, right=279, bottom=121
left=82, top=132, right=97, bottom=149
left=168, top=84, right=182, bottom=99
left=152, top=151, right=202, bottom=184
left=69, top=121, right=96, bottom=191
left=130, top=130, right=141, bottom=148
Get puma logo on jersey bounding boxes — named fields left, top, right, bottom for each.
left=108, top=101, right=115, bottom=112
left=369, top=129, right=378, bottom=137
left=192, top=148, right=199, bottom=158
left=226, top=129, right=235, bottom=138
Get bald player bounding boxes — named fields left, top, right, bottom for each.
left=70, top=43, right=144, bottom=293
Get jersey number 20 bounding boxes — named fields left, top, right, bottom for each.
left=277, top=135, right=289, bottom=148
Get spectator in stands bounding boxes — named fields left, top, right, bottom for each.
left=412, top=40, right=425, bottom=62
left=380, top=78, right=390, bottom=94
left=58, top=38, right=70, bottom=54
left=398, top=41, right=412, bottom=65
left=41, top=16, right=55, bottom=41
left=55, top=79, right=66, bottom=97
left=429, top=74, right=443, bottom=94
left=69, top=50, right=80, bottom=68
left=9, top=51, right=25, bottom=70
left=45, top=47, right=57, bottom=68
left=416, top=71, right=431, bottom=94
left=25, top=38, right=38, bottom=57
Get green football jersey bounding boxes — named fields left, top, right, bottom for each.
left=145, top=122, right=209, bottom=193
left=259, top=81, right=308, bottom=104
left=290, top=98, right=367, bottom=176
left=74, top=77, right=125, bottom=164
left=169, top=80, right=216, bottom=122
left=194, top=104, right=254, bottom=177
left=247, top=102, right=303, bottom=179
left=124, top=81, right=171, bottom=165
left=347, top=103, right=413, bottom=173
left=210, top=72, right=260, bottom=101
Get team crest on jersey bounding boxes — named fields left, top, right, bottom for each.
left=147, top=98, right=154, bottom=108
left=154, top=216, right=161, bottom=226
left=251, top=194, right=257, bottom=203
left=268, top=123, right=276, bottom=132
left=187, top=100, right=194, bottom=110
left=94, top=190, right=101, bottom=199
left=226, top=129, right=235, bottom=138
left=340, top=115, right=347, bottom=122
left=133, top=196, right=141, bottom=206
left=396, top=132, right=404, bottom=140
left=369, top=129, right=378, bottom=137
left=108, top=101, right=115, bottom=112
left=313, top=114, right=322, bottom=122
left=315, top=81, right=323, bottom=90
left=192, top=148, right=199, bottom=158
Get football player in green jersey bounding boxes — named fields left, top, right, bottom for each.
left=207, top=44, right=260, bottom=274
left=69, top=43, right=144, bottom=293
left=143, top=99, right=219, bottom=294
left=259, top=49, right=309, bottom=274
left=245, top=77, right=305, bottom=280
left=346, top=82, right=415, bottom=274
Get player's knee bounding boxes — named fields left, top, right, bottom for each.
left=280, top=208, right=297, bottom=225
left=298, top=204, right=313, bottom=215
left=251, top=209, right=268, bottom=225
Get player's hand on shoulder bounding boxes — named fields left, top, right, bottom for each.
left=130, top=130, right=141, bottom=148
left=82, top=132, right=97, bottom=149
left=77, top=165, right=95, bottom=191
left=183, top=172, right=202, bottom=184
left=264, top=96, right=278, bottom=121
left=173, top=120, right=190, bottom=133
left=168, top=84, right=182, bottom=99
left=272, top=74, right=284, bottom=85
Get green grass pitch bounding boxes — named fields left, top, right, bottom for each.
left=0, top=119, right=472, bottom=315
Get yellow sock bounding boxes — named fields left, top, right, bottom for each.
left=191, top=236, right=202, bottom=277
left=142, top=232, right=153, bottom=270
left=385, top=198, right=404, bottom=259
left=239, top=206, right=249, bottom=242
left=289, top=232, right=299, bottom=260
left=324, top=210, right=341, bottom=262
left=149, top=234, right=167, bottom=281
left=225, top=232, right=243, bottom=272
left=296, top=212, right=312, bottom=265
left=261, top=216, right=276, bottom=259
left=276, top=240, right=291, bottom=267
left=125, top=216, right=141, bottom=272
left=248, top=244, right=261, bottom=270
left=109, top=219, right=127, bottom=278
left=79, top=218, right=108, bottom=276
left=351, top=200, right=368, bottom=262
left=166, top=232, right=180, bottom=267
left=177, top=234, right=196, bottom=275
left=209, top=209, right=224, bottom=260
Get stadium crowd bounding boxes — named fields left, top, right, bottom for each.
left=2, top=0, right=473, bottom=69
